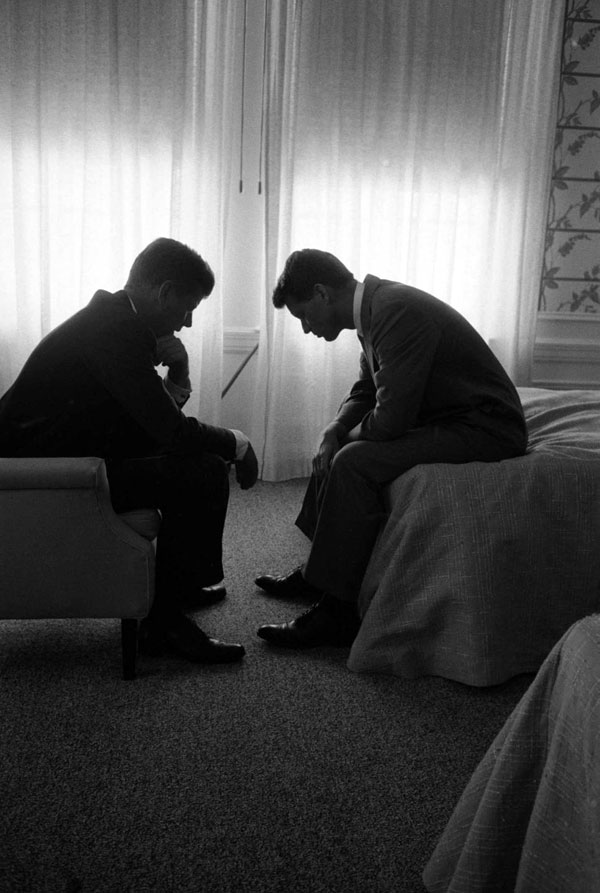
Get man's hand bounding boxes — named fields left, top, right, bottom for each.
left=155, top=335, right=191, bottom=389
left=235, top=442, right=259, bottom=490
left=313, top=423, right=345, bottom=478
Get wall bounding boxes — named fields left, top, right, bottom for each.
left=221, top=0, right=600, bottom=431
left=533, top=0, right=600, bottom=388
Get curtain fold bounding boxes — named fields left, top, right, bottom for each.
left=0, top=0, right=241, bottom=424
left=252, top=0, right=564, bottom=481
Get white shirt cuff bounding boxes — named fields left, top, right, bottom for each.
left=164, top=376, right=191, bottom=407
left=230, top=429, right=249, bottom=460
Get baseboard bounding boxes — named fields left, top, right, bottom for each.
left=533, top=313, right=600, bottom=390
left=532, top=340, right=600, bottom=389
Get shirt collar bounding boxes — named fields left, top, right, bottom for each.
left=353, top=280, right=365, bottom=336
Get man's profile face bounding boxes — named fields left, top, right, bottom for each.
left=155, top=284, right=204, bottom=336
left=286, top=289, right=340, bottom=341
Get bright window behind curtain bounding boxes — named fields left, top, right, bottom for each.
left=252, top=0, right=564, bottom=480
left=0, top=0, right=241, bottom=424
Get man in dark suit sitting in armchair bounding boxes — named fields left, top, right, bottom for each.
left=255, top=249, right=527, bottom=650
left=0, top=237, right=258, bottom=664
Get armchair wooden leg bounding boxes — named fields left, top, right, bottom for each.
left=121, top=618, right=138, bottom=680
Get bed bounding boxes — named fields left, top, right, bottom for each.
left=422, top=613, right=600, bottom=892
left=347, top=387, right=600, bottom=686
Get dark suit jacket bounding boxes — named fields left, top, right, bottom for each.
left=0, top=290, right=236, bottom=461
left=335, top=275, right=527, bottom=450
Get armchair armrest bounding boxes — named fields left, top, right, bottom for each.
left=0, top=456, right=106, bottom=490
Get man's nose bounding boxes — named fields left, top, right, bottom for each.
left=183, top=312, right=193, bottom=328
left=302, top=320, right=311, bottom=334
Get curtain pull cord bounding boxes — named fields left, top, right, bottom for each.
left=258, top=0, right=268, bottom=195
left=239, top=0, right=248, bottom=193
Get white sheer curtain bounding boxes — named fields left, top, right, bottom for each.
left=0, top=0, right=241, bottom=424
left=252, top=0, right=564, bottom=481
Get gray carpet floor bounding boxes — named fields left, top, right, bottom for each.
left=0, top=475, right=533, bottom=893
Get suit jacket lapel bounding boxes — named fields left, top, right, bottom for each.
left=360, top=275, right=380, bottom=377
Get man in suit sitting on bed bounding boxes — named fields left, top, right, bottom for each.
left=0, top=237, right=258, bottom=664
left=255, top=249, right=527, bottom=650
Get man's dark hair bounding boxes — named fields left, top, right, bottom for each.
left=126, top=237, right=215, bottom=296
left=272, top=249, right=353, bottom=307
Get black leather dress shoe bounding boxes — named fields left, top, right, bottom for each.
left=166, top=615, right=245, bottom=663
left=140, top=615, right=245, bottom=663
left=254, top=566, right=322, bottom=600
left=180, top=583, right=227, bottom=610
left=257, top=599, right=360, bottom=649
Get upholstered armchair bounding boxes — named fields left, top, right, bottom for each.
left=0, top=456, right=159, bottom=679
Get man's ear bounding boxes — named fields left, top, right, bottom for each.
left=157, top=281, right=175, bottom=309
left=314, top=283, right=330, bottom=303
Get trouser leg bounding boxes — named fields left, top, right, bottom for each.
left=301, top=444, right=387, bottom=602
left=106, top=453, right=229, bottom=620
left=301, top=423, right=513, bottom=603
left=295, top=473, right=325, bottom=541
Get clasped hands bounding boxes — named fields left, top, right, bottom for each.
left=313, top=422, right=352, bottom=479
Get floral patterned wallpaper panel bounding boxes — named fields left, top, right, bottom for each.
left=540, top=0, right=600, bottom=313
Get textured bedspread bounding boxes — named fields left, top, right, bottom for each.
left=347, top=388, right=600, bottom=686
left=422, top=614, right=600, bottom=892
